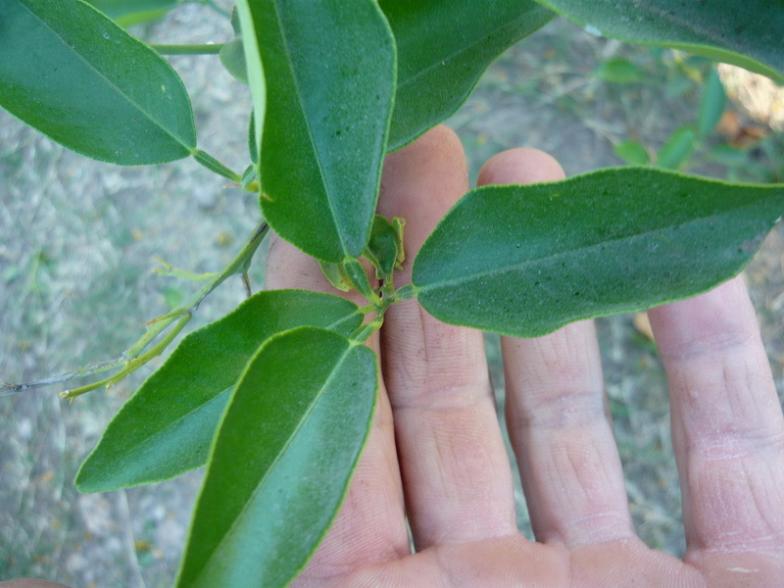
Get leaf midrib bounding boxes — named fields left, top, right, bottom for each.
left=542, top=0, right=780, bottom=69
left=270, top=0, right=346, bottom=255
left=189, top=342, right=354, bottom=583
left=417, top=196, right=778, bottom=293
left=85, top=309, right=361, bottom=488
left=397, top=6, right=548, bottom=91
left=81, top=386, right=233, bottom=490
left=620, top=1, right=768, bottom=61
left=17, top=0, right=194, bottom=153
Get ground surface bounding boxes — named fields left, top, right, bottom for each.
left=1, top=4, right=783, bottom=587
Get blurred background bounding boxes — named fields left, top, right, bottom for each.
left=1, top=2, right=783, bottom=586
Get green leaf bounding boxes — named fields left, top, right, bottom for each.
left=708, top=144, right=749, bottom=167
left=365, top=215, right=405, bottom=278
left=413, top=168, right=784, bottom=338
left=532, top=0, right=784, bottom=83
left=319, top=262, right=352, bottom=292
left=235, top=0, right=266, bottom=161
left=176, top=327, right=377, bottom=588
left=595, top=58, right=644, bottom=84
left=87, top=0, right=179, bottom=26
left=342, top=259, right=379, bottom=304
left=0, top=0, right=196, bottom=165
left=657, top=127, right=696, bottom=170
left=230, top=6, right=241, bottom=34
left=381, top=0, right=554, bottom=150
left=698, top=68, right=727, bottom=137
left=219, top=39, right=248, bottom=83
left=75, top=290, right=362, bottom=493
left=247, top=112, right=258, bottom=164
left=614, top=140, right=650, bottom=166
left=250, top=0, right=396, bottom=262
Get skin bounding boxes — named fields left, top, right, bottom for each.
left=4, top=126, right=783, bottom=587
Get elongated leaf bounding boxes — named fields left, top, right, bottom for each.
left=76, top=291, right=362, bottom=493
left=698, top=68, right=727, bottom=137
left=533, top=0, right=784, bottom=83
left=0, top=0, right=195, bottom=165
left=657, top=127, right=696, bottom=170
left=235, top=0, right=266, bottom=160
left=381, top=0, right=554, bottom=150
left=88, top=0, right=179, bottom=26
left=248, top=113, right=258, bottom=164
left=614, top=139, right=650, bottom=166
left=413, top=168, right=784, bottom=337
left=176, top=327, right=377, bottom=588
left=252, top=0, right=396, bottom=262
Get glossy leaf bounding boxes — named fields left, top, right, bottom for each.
left=657, top=127, right=696, bottom=170
left=413, top=168, right=784, bottom=337
left=88, top=0, right=179, bottom=26
left=76, top=291, right=362, bottom=493
left=253, top=0, right=396, bottom=262
left=381, top=0, right=554, bottom=150
left=235, top=0, right=266, bottom=159
left=614, top=139, right=650, bottom=166
left=0, top=0, right=196, bottom=165
left=698, top=68, right=727, bottom=137
left=176, top=327, right=377, bottom=588
left=533, top=0, right=784, bottom=83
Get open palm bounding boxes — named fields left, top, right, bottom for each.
left=5, top=127, right=782, bottom=588
left=267, top=127, right=784, bottom=588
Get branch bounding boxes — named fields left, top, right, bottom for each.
left=2, top=222, right=269, bottom=399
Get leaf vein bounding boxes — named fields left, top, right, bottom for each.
left=418, top=198, right=778, bottom=292
left=191, top=343, right=354, bottom=582
left=16, top=0, right=194, bottom=153
left=270, top=0, right=346, bottom=253
left=398, top=8, right=546, bottom=91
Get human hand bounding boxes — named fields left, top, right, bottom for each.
left=6, top=127, right=781, bottom=588
left=265, top=126, right=784, bottom=587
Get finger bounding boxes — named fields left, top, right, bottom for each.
left=482, top=148, right=634, bottom=547
left=378, top=126, right=517, bottom=549
left=648, top=277, right=784, bottom=560
left=265, top=237, right=410, bottom=582
left=338, top=536, right=568, bottom=588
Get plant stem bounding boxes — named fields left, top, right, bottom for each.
left=351, top=315, right=384, bottom=344
left=193, top=150, right=243, bottom=183
left=241, top=272, right=253, bottom=298
left=3, top=222, right=269, bottom=399
left=61, top=223, right=269, bottom=398
left=125, top=310, right=188, bottom=358
left=190, top=222, right=269, bottom=311
left=61, top=313, right=192, bottom=399
left=152, top=43, right=224, bottom=56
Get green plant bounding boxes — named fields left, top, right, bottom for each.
left=1, top=1, right=782, bottom=586
left=610, top=59, right=730, bottom=171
